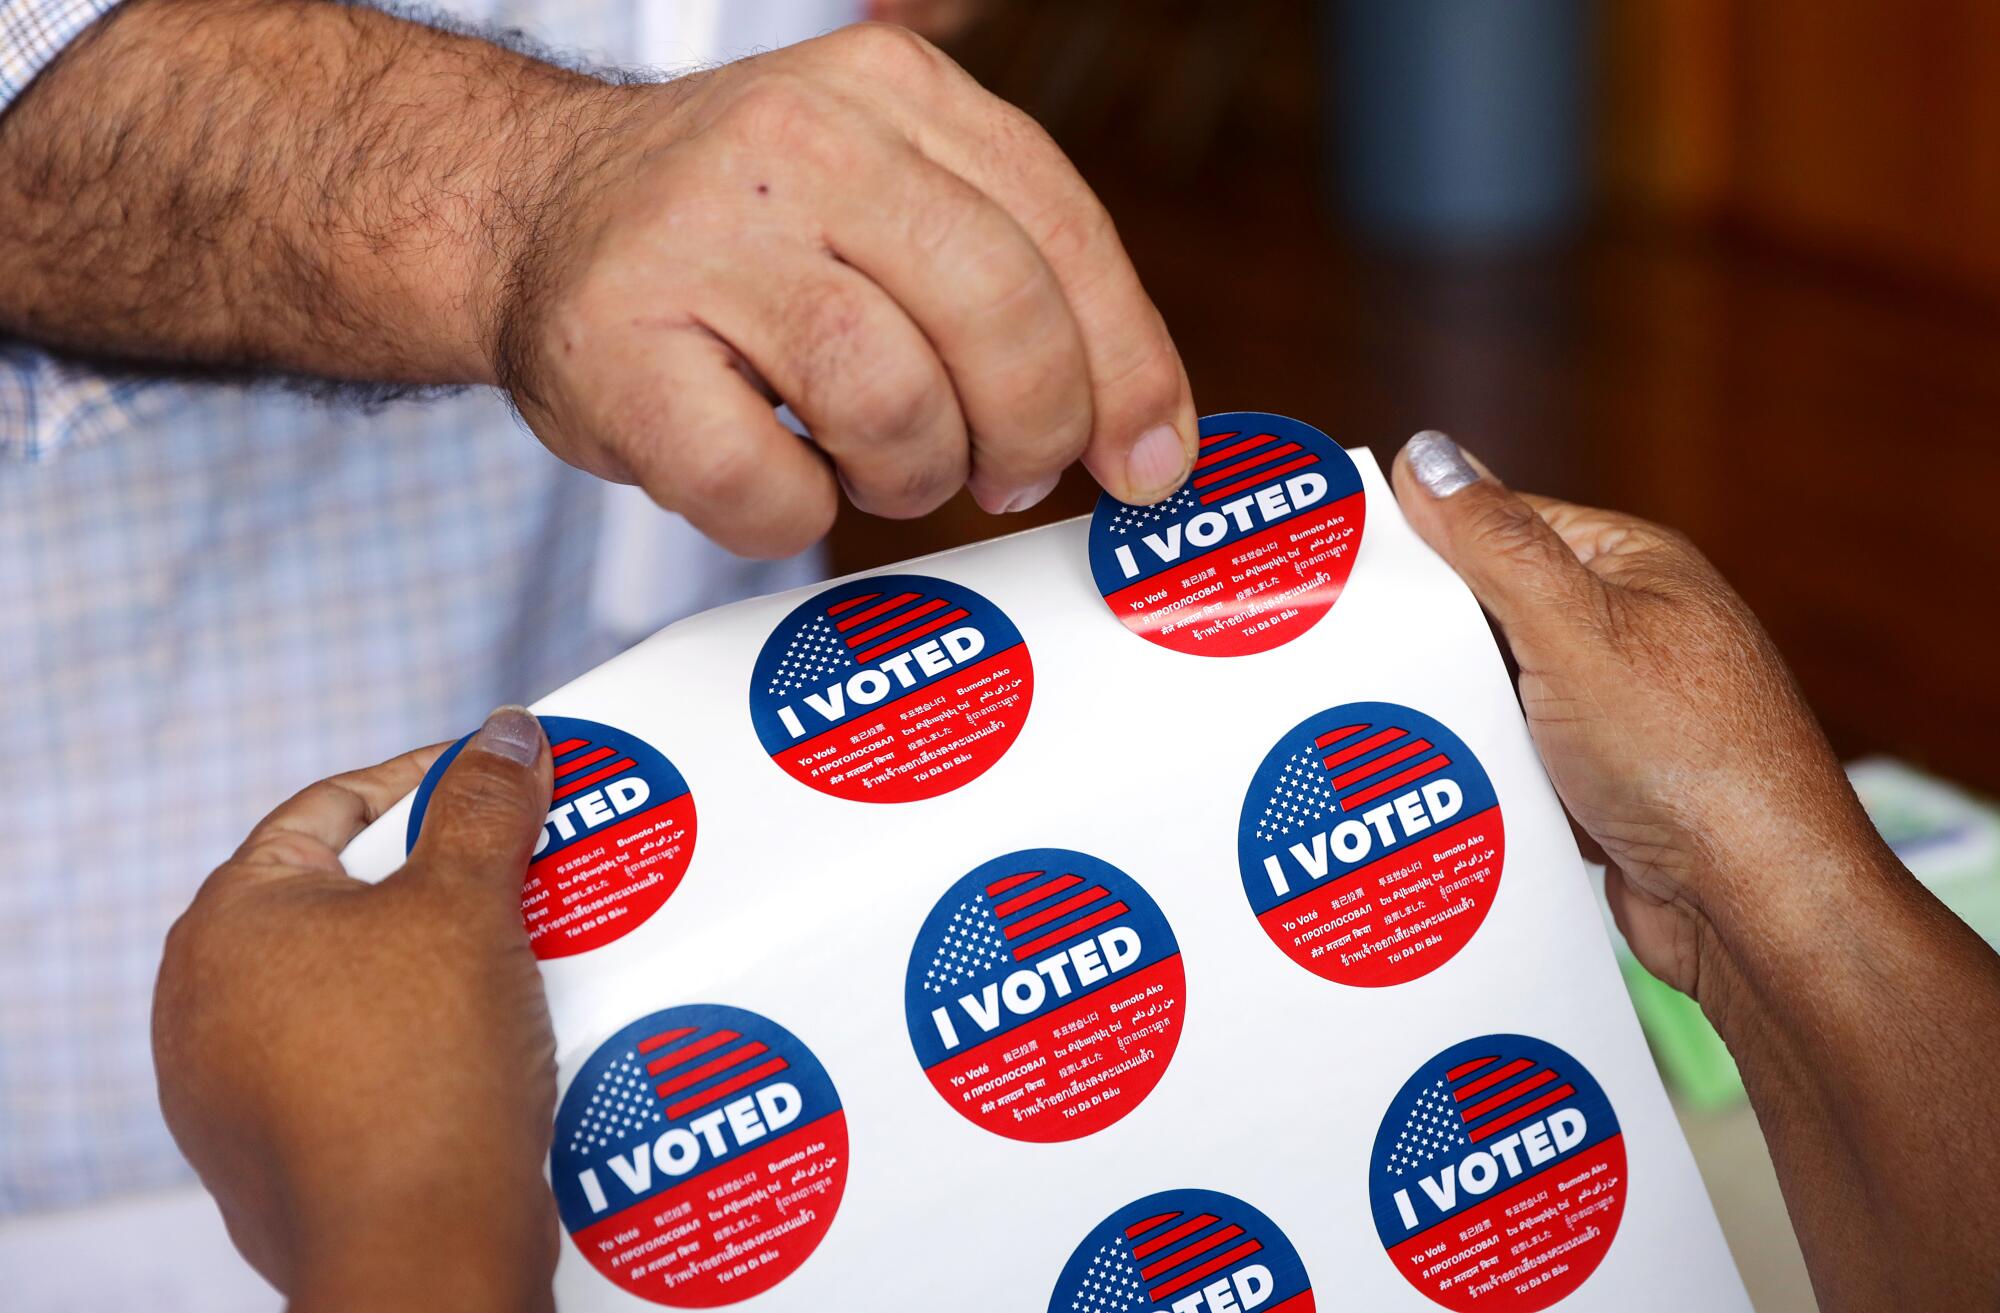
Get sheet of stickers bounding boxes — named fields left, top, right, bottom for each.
left=343, top=414, right=1750, bottom=1312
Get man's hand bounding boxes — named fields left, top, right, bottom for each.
left=499, top=24, right=1195, bottom=553
left=153, top=708, right=559, bottom=1313
left=0, top=6, right=1196, bottom=556
left=1392, top=431, right=2000, bottom=1313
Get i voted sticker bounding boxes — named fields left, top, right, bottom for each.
left=1088, top=412, right=1365, bottom=657
left=408, top=715, right=696, bottom=959
left=749, top=572, right=1034, bottom=803
left=904, top=848, right=1186, bottom=1142
left=1371, top=1035, right=1626, bottom=1311
left=551, top=1004, right=848, bottom=1307
left=1050, top=1188, right=1316, bottom=1313
left=1237, top=701, right=1504, bottom=986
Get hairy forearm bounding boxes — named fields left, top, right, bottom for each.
left=1697, top=834, right=2000, bottom=1309
left=0, top=0, right=627, bottom=385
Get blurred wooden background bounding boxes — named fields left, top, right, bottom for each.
left=828, top=0, right=2000, bottom=798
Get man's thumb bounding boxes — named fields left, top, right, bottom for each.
left=1390, top=431, right=1598, bottom=646
left=405, top=706, right=552, bottom=893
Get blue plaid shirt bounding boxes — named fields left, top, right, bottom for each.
left=0, top=0, right=848, bottom=1213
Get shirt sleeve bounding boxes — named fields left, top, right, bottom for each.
left=1, top=0, right=119, bottom=109
left=0, top=345, right=168, bottom=462
left=1, top=2, right=153, bottom=462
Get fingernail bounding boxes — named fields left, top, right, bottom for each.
left=1126, top=423, right=1191, bottom=501
left=999, top=474, right=1060, bottom=515
left=1405, top=430, right=1480, bottom=498
left=469, top=706, right=543, bottom=766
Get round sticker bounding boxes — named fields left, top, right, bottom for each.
left=1237, top=701, right=1504, bottom=986
left=903, top=848, right=1186, bottom=1142
left=1088, top=412, right=1366, bottom=657
left=1370, top=1034, right=1626, bottom=1311
left=748, top=572, right=1034, bottom=803
left=408, top=715, right=696, bottom=959
left=1050, top=1188, right=1317, bottom=1313
left=550, top=1004, right=849, bottom=1307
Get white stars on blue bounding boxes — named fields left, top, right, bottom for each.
left=1387, top=1079, right=1467, bottom=1176
left=568, top=1051, right=664, bottom=1160
left=766, top=614, right=851, bottom=696
left=1256, top=749, right=1337, bottom=843
left=1071, top=1236, right=1147, bottom=1312
left=1104, top=486, right=1195, bottom=536
left=923, top=895, right=1008, bottom=995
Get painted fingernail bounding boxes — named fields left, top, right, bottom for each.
left=1126, top=423, right=1191, bottom=501
left=1405, top=430, right=1480, bottom=498
left=1000, top=474, right=1061, bottom=515
left=470, top=705, right=543, bottom=766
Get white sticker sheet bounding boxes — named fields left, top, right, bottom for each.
left=343, top=421, right=1749, bottom=1313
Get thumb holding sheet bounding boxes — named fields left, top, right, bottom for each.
left=1388, top=428, right=1867, bottom=1001
left=400, top=705, right=553, bottom=903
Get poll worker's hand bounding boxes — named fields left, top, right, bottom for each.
left=154, top=708, right=558, bottom=1313
left=499, top=23, right=1196, bottom=554
left=1392, top=431, right=2000, bottom=1313
left=3, top=9, right=1193, bottom=558
left=1391, top=431, right=1869, bottom=997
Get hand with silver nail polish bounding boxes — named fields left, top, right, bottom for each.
left=1393, top=430, right=2000, bottom=1313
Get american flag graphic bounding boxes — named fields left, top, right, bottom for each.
left=1103, top=484, right=1196, bottom=535
left=1074, top=1207, right=1270, bottom=1309
left=766, top=588, right=974, bottom=696
left=1255, top=720, right=1456, bottom=843
left=1102, top=427, right=1333, bottom=537
left=1069, top=1236, right=1149, bottom=1313
left=1185, top=429, right=1327, bottom=506
left=1386, top=1051, right=1581, bottom=1176
left=565, top=1050, right=664, bottom=1158
left=1383, top=1078, right=1468, bottom=1176
left=565, top=1021, right=792, bottom=1160
left=919, top=892, right=1010, bottom=996
left=925, top=867, right=1132, bottom=991
left=827, top=589, right=971, bottom=663
left=764, top=612, right=852, bottom=697
left=549, top=733, right=641, bottom=805
left=1253, top=749, right=1338, bottom=844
